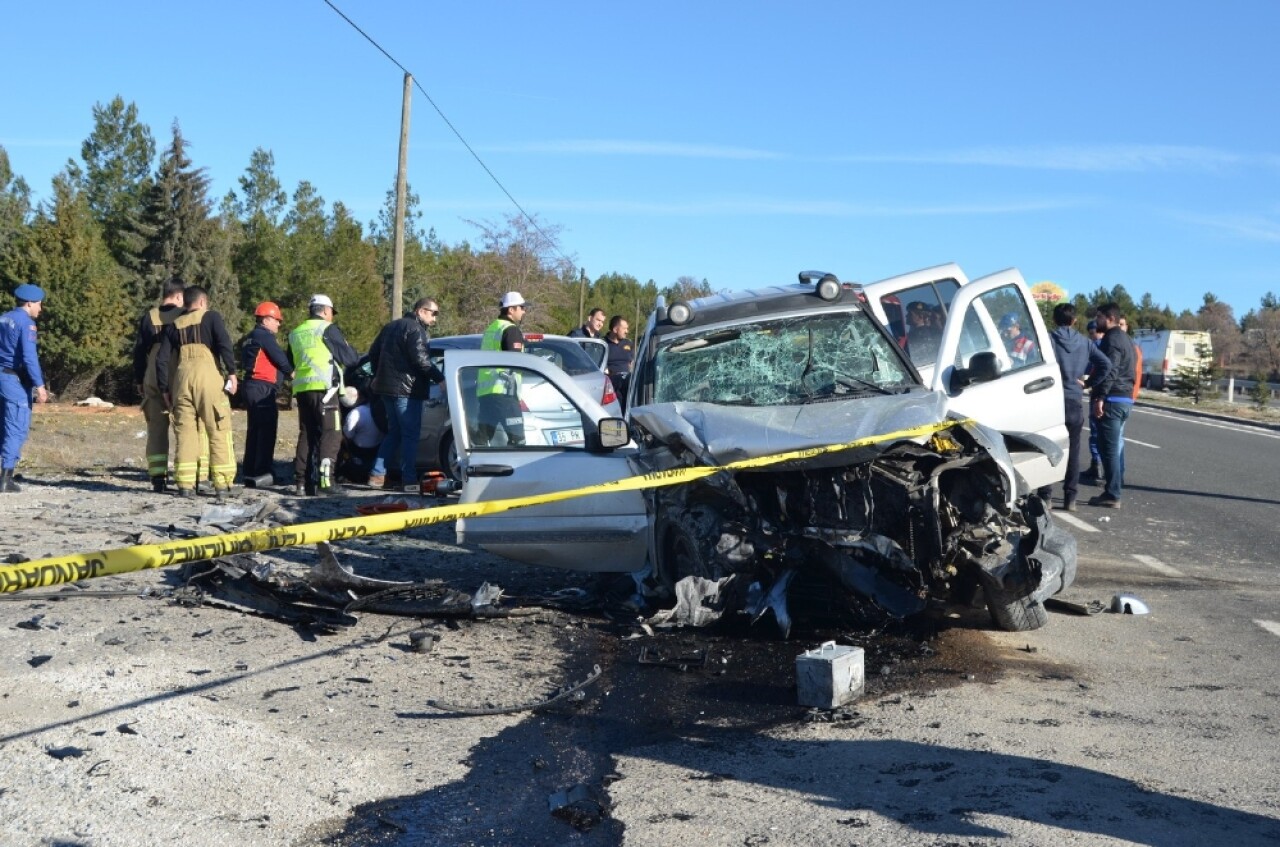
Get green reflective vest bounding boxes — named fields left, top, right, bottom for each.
left=477, top=318, right=520, bottom=397
left=289, top=319, right=335, bottom=394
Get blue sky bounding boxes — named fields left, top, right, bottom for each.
left=3, top=1, right=1279, bottom=319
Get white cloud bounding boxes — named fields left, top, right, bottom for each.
left=831, top=144, right=1279, bottom=173
left=418, top=195, right=1087, bottom=217
left=472, top=140, right=785, bottom=160
left=1172, top=211, right=1280, bottom=242
left=431, top=139, right=1280, bottom=173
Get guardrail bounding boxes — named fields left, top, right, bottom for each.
left=1219, top=377, right=1278, bottom=403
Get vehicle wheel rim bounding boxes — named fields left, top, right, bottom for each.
left=444, top=436, right=462, bottom=483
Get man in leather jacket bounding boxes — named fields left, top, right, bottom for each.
left=1088, top=302, right=1137, bottom=509
left=367, top=297, right=445, bottom=489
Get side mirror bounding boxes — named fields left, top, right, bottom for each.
left=950, top=351, right=1000, bottom=393
left=593, top=417, right=630, bottom=450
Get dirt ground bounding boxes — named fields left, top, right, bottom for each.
left=5, top=404, right=1277, bottom=846
left=0, top=405, right=1006, bottom=845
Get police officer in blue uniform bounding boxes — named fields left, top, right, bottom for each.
left=0, top=284, right=50, bottom=493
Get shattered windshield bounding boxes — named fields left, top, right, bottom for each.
left=652, top=310, right=915, bottom=406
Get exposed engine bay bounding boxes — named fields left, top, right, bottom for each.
left=633, top=408, right=1076, bottom=636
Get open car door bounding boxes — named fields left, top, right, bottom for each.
left=444, top=349, right=648, bottom=572
left=929, top=268, right=1067, bottom=492
left=858, top=263, right=970, bottom=379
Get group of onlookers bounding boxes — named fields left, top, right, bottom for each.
left=121, top=282, right=645, bottom=500
left=132, top=281, right=360, bottom=500
left=568, top=307, right=633, bottom=412
left=1041, top=301, right=1140, bottom=511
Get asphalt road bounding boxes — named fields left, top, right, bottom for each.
left=324, top=405, right=1280, bottom=846
left=5, top=405, right=1277, bottom=846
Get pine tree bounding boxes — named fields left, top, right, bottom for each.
left=1170, top=340, right=1218, bottom=404
left=281, top=180, right=329, bottom=328
left=0, top=146, right=33, bottom=284
left=324, top=202, right=385, bottom=350
left=1248, top=370, right=1272, bottom=411
left=71, top=96, right=155, bottom=291
left=228, top=148, right=288, bottom=313
left=137, top=122, right=216, bottom=301
left=17, top=174, right=131, bottom=397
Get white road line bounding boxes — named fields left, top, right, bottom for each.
left=1124, top=437, right=1161, bottom=448
left=1053, top=512, right=1100, bottom=533
left=1134, top=407, right=1280, bottom=440
left=1131, top=553, right=1185, bottom=577
left=1256, top=620, right=1280, bottom=639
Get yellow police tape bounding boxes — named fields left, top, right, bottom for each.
left=0, top=417, right=972, bottom=594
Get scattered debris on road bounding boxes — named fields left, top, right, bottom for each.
left=1111, top=593, right=1150, bottom=615
left=547, top=783, right=609, bottom=832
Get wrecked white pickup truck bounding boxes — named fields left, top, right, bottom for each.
left=442, top=267, right=1076, bottom=634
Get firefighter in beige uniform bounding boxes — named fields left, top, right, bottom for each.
left=131, top=277, right=211, bottom=492
left=155, top=286, right=238, bottom=499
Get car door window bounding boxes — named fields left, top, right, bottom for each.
left=955, top=284, right=1044, bottom=373
left=455, top=364, right=589, bottom=450
left=878, top=279, right=960, bottom=368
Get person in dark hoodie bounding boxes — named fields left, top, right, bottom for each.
left=1038, top=303, right=1111, bottom=511
left=1088, top=302, right=1137, bottom=509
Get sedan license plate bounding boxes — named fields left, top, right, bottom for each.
left=548, top=427, right=584, bottom=446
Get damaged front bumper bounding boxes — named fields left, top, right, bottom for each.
left=631, top=408, right=1076, bottom=636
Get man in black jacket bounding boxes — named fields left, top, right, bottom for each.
left=568, top=308, right=605, bottom=339
left=1088, top=302, right=1136, bottom=509
left=367, top=297, right=445, bottom=489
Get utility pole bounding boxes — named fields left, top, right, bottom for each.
left=391, top=72, right=412, bottom=320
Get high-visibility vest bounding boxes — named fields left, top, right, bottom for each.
left=477, top=318, right=519, bottom=397
left=289, top=319, right=335, bottom=394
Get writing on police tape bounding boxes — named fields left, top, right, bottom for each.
left=0, top=418, right=971, bottom=594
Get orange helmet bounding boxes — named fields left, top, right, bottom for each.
left=254, top=301, right=283, bottom=321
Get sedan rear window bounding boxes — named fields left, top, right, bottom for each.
left=431, top=335, right=600, bottom=377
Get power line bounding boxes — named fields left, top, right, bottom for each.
left=322, top=0, right=577, bottom=271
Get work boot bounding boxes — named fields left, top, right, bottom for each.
left=367, top=473, right=386, bottom=489
left=320, top=483, right=347, bottom=498
left=1080, top=462, right=1101, bottom=486
left=177, top=487, right=197, bottom=499
left=293, top=483, right=305, bottom=497
left=151, top=476, right=167, bottom=493
left=1087, top=494, right=1121, bottom=509
left=0, top=468, right=20, bottom=493
left=1060, top=496, right=1077, bottom=512
left=246, top=473, right=274, bottom=489
left=197, top=480, right=216, bottom=496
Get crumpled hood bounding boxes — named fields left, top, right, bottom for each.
left=629, top=390, right=953, bottom=466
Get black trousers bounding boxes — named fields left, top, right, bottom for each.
left=241, top=380, right=279, bottom=479
left=1039, top=398, right=1085, bottom=504
left=294, top=391, right=342, bottom=491
left=1061, top=398, right=1086, bottom=502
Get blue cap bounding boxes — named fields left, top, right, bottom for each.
left=998, top=312, right=1019, bottom=331
left=13, top=283, right=44, bottom=303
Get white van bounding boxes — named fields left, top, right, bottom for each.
left=1132, top=330, right=1213, bottom=389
